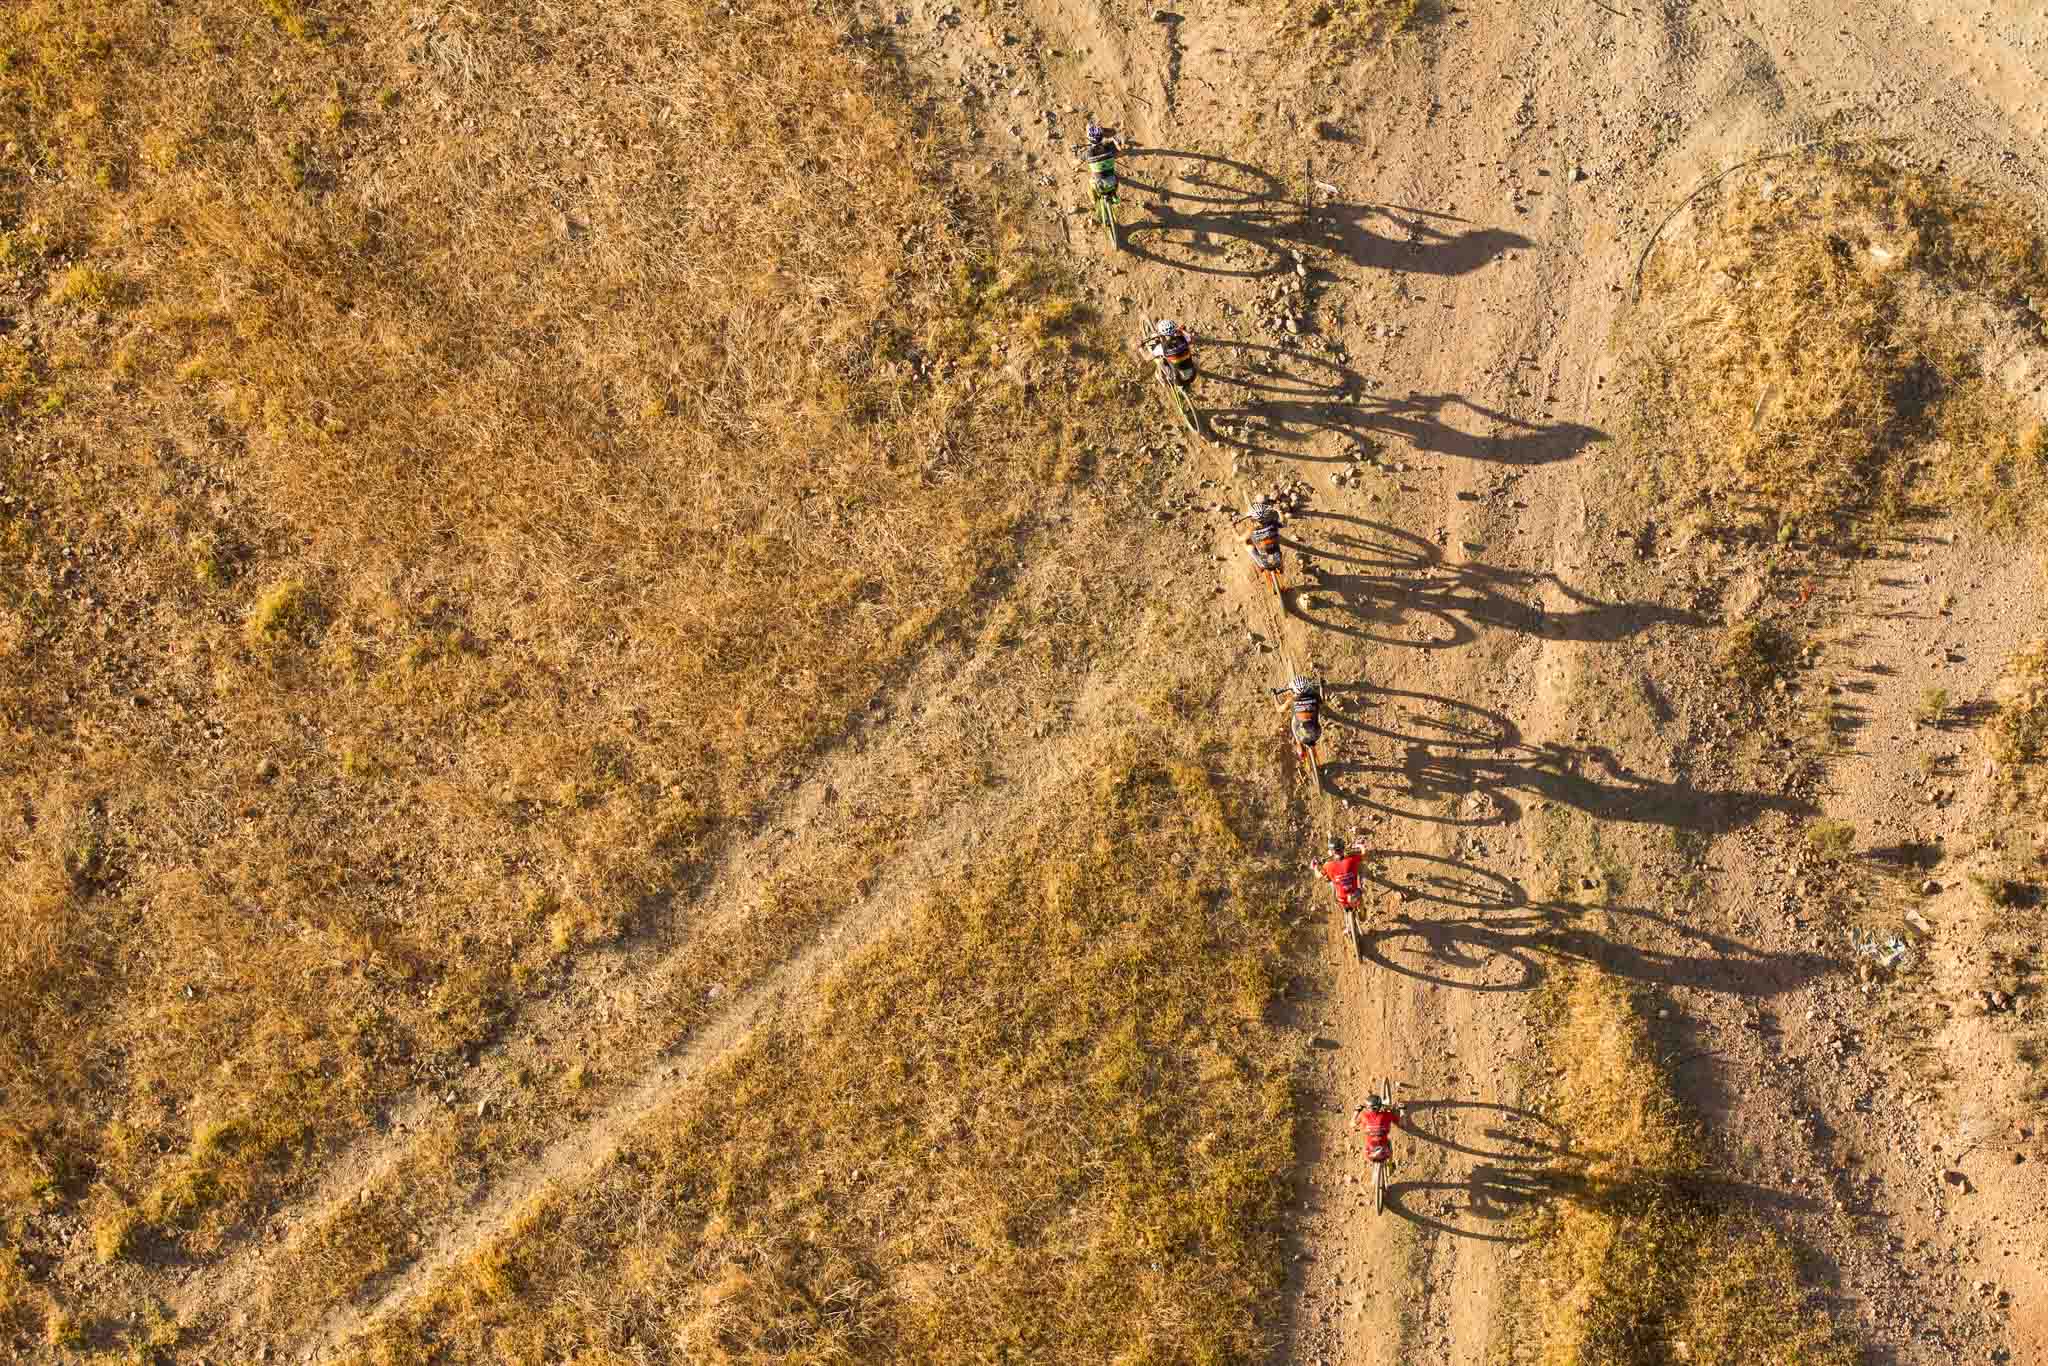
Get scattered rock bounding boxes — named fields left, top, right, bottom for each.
left=1919, top=878, right=1941, bottom=895
left=1571, top=165, right=1589, bottom=182
left=1943, top=1169, right=1972, bottom=1192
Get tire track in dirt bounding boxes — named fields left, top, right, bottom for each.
left=295, top=693, right=1128, bottom=1362
left=171, top=505, right=1122, bottom=1349
left=169, top=667, right=927, bottom=1335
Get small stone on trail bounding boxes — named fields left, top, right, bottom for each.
left=1295, top=262, right=1308, bottom=278
left=1919, top=878, right=1941, bottom=894
left=1572, top=166, right=1589, bottom=182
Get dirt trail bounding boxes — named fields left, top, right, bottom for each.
left=300, top=707, right=1118, bottom=1359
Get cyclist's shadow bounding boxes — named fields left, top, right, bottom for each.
left=1382, top=1163, right=1581, bottom=1242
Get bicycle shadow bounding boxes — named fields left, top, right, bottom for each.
left=1210, top=395, right=1605, bottom=469
left=1352, top=853, right=1841, bottom=997
left=1281, top=515, right=1700, bottom=650
left=1382, top=1164, right=1574, bottom=1242
left=1401, top=1099, right=1572, bottom=1163
left=1318, top=680, right=1519, bottom=752
left=1196, top=340, right=1364, bottom=400
left=1116, top=150, right=1529, bottom=280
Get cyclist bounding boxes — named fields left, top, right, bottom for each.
left=1235, top=495, right=1283, bottom=576
left=1145, top=317, right=1196, bottom=389
left=1271, top=675, right=1322, bottom=761
left=1313, top=835, right=1364, bottom=912
left=1077, top=120, right=1124, bottom=193
left=1354, top=1092, right=1404, bottom=1166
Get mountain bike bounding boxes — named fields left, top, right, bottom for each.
left=1140, top=317, right=1201, bottom=436
left=1294, top=720, right=1323, bottom=791
left=1074, top=150, right=1121, bottom=251
left=1364, top=1077, right=1397, bottom=1216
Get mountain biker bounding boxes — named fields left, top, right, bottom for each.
left=1234, top=495, right=1282, bottom=576
left=1313, top=835, right=1364, bottom=911
left=1271, top=675, right=1323, bottom=761
left=1146, top=318, right=1197, bottom=388
left=1077, top=121, right=1124, bottom=215
left=1354, top=1092, right=1404, bottom=1166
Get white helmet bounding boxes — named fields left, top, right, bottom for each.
left=1158, top=318, right=1182, bottom=335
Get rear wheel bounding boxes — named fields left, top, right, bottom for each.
left=1168, top=376, right=1200, bottom=435
left=1373, top=1158, right=1386, bottom=1215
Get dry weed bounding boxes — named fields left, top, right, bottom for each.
left=1630, top=152, right=2048, bottom=541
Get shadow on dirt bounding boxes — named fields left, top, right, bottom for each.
left=1275, top=515, right=1697, bottom=655
left=1209, top=395, right=1605, bottom=468
left=1116, top=149, right=1527, bottom=280
left=1402, top=1098, right=1572, bottom=1163
left=1349, top=853, right=1840, bottom=997
left=1196, top=340, right=1362, bottom=399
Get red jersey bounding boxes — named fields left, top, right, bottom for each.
left=1319, top=852, right=1363, bottom=907
left=1355, top=1106, right=1398, bottom=1157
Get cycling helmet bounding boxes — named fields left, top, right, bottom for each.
left=1158, top=317, right=1182, bottom=336
left=1367, top=1094, right=1387, bottom=1112
left=1290, top=675, right=1315, bottom=697
left=1327, top=836, right=1344, bottom=858
left=1087, top=121, right=1104, bottom=143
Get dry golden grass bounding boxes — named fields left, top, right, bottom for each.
left=0, top=0, right=1172, bottom=1347
left=1987, top=637, right=2048, bottom=809
left=1630, top=152, right=2048, bottom=542
left=1506, top=970, right=1853, bottom=1366
left=342, top=728, right=1295, bottom=1364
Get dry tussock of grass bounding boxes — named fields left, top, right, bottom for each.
left=1987, top=637, right=2048, bottom=810
left=1506, top=970, right=1852, bottom=1366
left=0, top=0, right=1138, bottom=1336
left=1631, top=152, right=2048, bottom=542
left=1297, top=0, right=1435, bottom=48
left=349, top=731, right=1296, bottom=1363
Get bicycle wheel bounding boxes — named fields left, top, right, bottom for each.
left=1373, top=1159, right=1385, bottom=1215
left=1098, top=196, right=1119, bottom=251
left=1170, top=380, right=1200, bottom=436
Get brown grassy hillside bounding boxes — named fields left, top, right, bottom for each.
left=0, top=1, right=1295, bottom=1355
